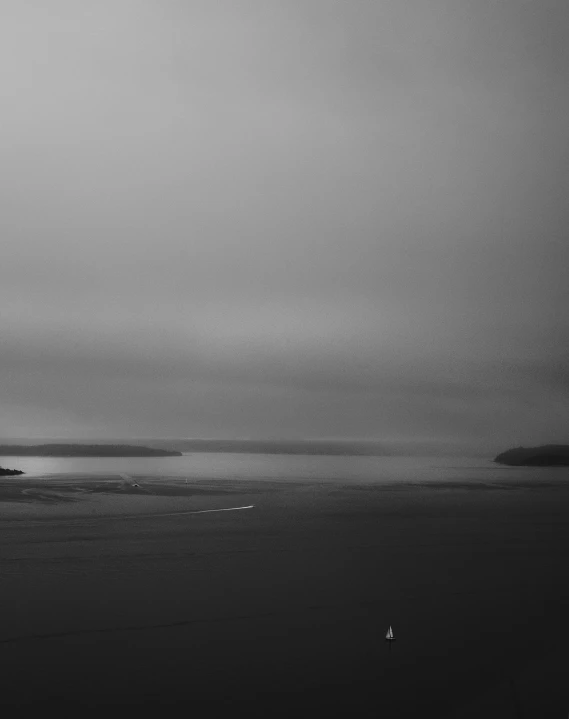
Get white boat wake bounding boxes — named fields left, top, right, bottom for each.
left=116, top=505, right=255, bottom=520
left=3, top=505, right=255, bottom=527
left=189, top=505, right=254, bottom=514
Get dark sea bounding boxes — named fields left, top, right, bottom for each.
left=0, top=453, right=568, bottom=716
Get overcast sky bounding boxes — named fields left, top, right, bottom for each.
left=1, top=0, right=568, bottom=449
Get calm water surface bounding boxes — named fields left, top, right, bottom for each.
left=2, top=452, right=566, bottom=485
left=1, top=452, right=568, bottom=714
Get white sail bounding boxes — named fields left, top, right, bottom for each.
left=385, top=626, right=394, bottom=640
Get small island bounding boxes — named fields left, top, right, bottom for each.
left=0, top=444, right=182, bottom=457
left=0, top=466, right=24, bottom=476
left=494, top=445, right=569, bottom=467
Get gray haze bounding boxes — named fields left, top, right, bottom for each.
left=1, top=0, right=568, bottom=451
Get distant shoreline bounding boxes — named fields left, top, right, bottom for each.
left=171, top=440, right=389, bottom=456
left=0, top=440, right=390, bottom=457
left=0, top=444, right=182, bottom=458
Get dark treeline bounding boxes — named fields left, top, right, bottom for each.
left=495, top=445, right=569, bottom=466
left=0, top=466, right=24, bottom=476
left=0, top=445, right=182, bottom=457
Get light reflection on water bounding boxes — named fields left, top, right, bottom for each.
left=0, top=453, right=562, bottom=485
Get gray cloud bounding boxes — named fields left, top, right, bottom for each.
left=1, top=0, right=568, bottom=448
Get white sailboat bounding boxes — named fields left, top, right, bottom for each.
left=385, top=626, right=395, bottom=641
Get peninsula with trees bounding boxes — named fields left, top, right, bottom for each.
left=494, top=445, right=569, bottom=466
left=0, top=466, right=24, bottom=476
